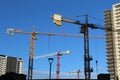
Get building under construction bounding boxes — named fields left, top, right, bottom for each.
left=104, top=3, right=120, bottom=80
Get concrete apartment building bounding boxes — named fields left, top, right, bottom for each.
left=104, top=3, right=120, bottom=80
left=0, top=55, right=23, bottom=76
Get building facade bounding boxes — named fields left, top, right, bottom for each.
left=104, top=3, right=120, bottom=80
left=0, top=55, right=7, bottom=76
left=0, top=55, right=23, bottom=76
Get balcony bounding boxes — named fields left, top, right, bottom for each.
left=104, top=21, right=112, bottom=25
left=107, top=61, right=114, bottom=64
left=107, top=64, right=114, bottom=68
left=107, top=56, right=114, bottom=60
left=114, top=4, right=120, bottom=8
left=104, top=15, right=111, bottom=20
left=104, top=10, right=111, bottom=16
left=106, top=53, right=114, bottom=57
left=106, top=44, right=113, bottom=48
left=104, top=20, right=111, bottom=23
left=106, top=39, right=113, bottom=43
left=107, top=68, right=114, bottom=72
left=105, top=35, right=112, bottom=39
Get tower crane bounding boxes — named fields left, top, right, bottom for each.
left=51, top=14, right=112, bottom=80
left=68, top=69, right=80, bottom=79
left=6, top=28, right=104, bottom=80
left=6, top=28, right=39, bottom=80
left=34, top=50, right=71, bottom=79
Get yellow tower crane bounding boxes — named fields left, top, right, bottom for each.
left=6, top=28, right=39, bottom=80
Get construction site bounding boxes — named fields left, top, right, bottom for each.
left=0, top=1, right=120, bottom=80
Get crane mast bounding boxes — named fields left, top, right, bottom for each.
left=82, top=15, right=90, bottom=79
left=28, top=33, right=34, bottom=80
left=28, top=32, right=38, bottom=80
left=80, top=15, right=93, bottom=80
left=56, top=51, right=60, bottom=79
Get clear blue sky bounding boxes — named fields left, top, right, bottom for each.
left=0, top=0, right=119, bottom=79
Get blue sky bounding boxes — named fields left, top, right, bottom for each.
left=0, top=0, right=120, bottom=79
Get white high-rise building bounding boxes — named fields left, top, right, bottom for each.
left=0, top=55, right=7, bottom=76
left=0, top=55, right=23, bottom=76
left=16, top=58, right=23, bottom=74
left=104, top=3, right=120, bottom=80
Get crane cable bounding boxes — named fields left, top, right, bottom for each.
left=48, top=35, right=51, bottom=53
